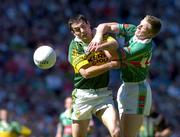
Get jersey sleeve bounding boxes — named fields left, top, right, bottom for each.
left=118, top=24, right=137, bottom=37
left=68, top=41, right=89, bottom=73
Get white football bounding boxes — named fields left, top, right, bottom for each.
left=33, top=45, right=56, bottom=69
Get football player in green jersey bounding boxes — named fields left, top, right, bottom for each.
left=68, top=15, right=121, bottom=137
left=55, top=97, right=95, bottom=137
left=0, top=108, right=31, bottom=137
left=88, top=15, right=162, bottom=137
left=55, top=97, right=73, bottom=137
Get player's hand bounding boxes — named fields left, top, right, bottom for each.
left=110, top=60, right=121, bottom=69
left=88, top=34, right=103, bottom=52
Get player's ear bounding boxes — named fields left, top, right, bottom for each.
left=148, top=31, right=155, bottom=38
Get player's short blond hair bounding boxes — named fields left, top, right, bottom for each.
left=145, top=15, right=162, bottom=36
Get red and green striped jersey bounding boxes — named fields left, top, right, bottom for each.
left=68, top=37, right=109, bottom=89
left=117, top=24, right=152, bottom=82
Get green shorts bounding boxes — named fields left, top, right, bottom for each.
left=117, top=80, right=152, bottom=115
left=71, top=87, right=114, bottom=120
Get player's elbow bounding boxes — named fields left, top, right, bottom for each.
left=111, top=40, right=118, bottom=49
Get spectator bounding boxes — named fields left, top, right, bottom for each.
left=0, top=108, right=32, bottom=137
left=138, top=103, right=172, bottom=137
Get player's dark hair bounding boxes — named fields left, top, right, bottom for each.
left=68, top=14, right=88, bottom=31
left=145, top=15, right=162, bottom=36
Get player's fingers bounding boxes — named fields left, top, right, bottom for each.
left=87, top=44, right=93, bottom=51
left=95, top=45, right=100, bottom=52
left=88, top=42, right=97, bottom=52
left=89, top=46, right=96, bottom=52
left=88, top=41, right=94, bottom=50
left=88, top=42, right=92, bottom=48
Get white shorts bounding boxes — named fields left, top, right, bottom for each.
left=71, top=87, right=114, bottom=120
left=117, top=80, right=152, bottom=115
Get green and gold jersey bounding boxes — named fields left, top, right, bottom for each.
left=117, top=24, right=152, bottom=82
left=0, top=121, right=31, bottom=137
left=68, top=37, right=110, bottom=89
left=59, top=110, right=72, bottom=137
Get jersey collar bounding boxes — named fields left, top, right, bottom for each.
left=74, top=36, right=83, bottom=42
left=74, top=36, right=89, bottom=54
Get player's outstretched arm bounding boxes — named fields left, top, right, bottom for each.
left=88, top=22, right=119, bottom=52
left=79, top=60, right=120, bottom=79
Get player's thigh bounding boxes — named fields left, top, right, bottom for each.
left=117, top=81, right=152, bottom=115
left=121, top=114, right=144, bottom=137
left=96, top=107, right=120, bottom=135
left=72, top=119, right=90, bottom=137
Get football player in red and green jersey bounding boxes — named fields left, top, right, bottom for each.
left=88, top=15, right=162, bottom=137
left=55, top=97, right=73, bottom=137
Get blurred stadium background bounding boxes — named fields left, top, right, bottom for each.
left=0, top=0, right=179, bottom=137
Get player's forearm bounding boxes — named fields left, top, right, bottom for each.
left=80, top=62, right=112, bottom=79
left=55, top=124, right=63, bottom=137
left=80, top=61, right=119, bottom=79
left=56, top=130, right=62, bottom=137
left=55, top=134, right=62, bottom=137
left=96, top=22, right=119, bottom=35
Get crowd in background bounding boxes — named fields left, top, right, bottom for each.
left=0, top=0, right=179, bottom=137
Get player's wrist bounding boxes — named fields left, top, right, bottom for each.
left=108, top=62, right=113, bottom=69
left=94, top=33, right=103, bottom=42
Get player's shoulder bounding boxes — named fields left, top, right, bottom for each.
left=69, top=39, right=77, bottom=48
left=69, top=38, right=84, bottom=49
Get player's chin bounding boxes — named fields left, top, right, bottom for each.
left=82, top=37, right=89, bottom=43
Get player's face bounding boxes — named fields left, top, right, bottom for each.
left=65, top=97, right=72, bottom=109
left=71, top=21, right=93, bottom=43
left=135, top=18, right=153, bottom=39
left=0, top=110, right=8, bottom=121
